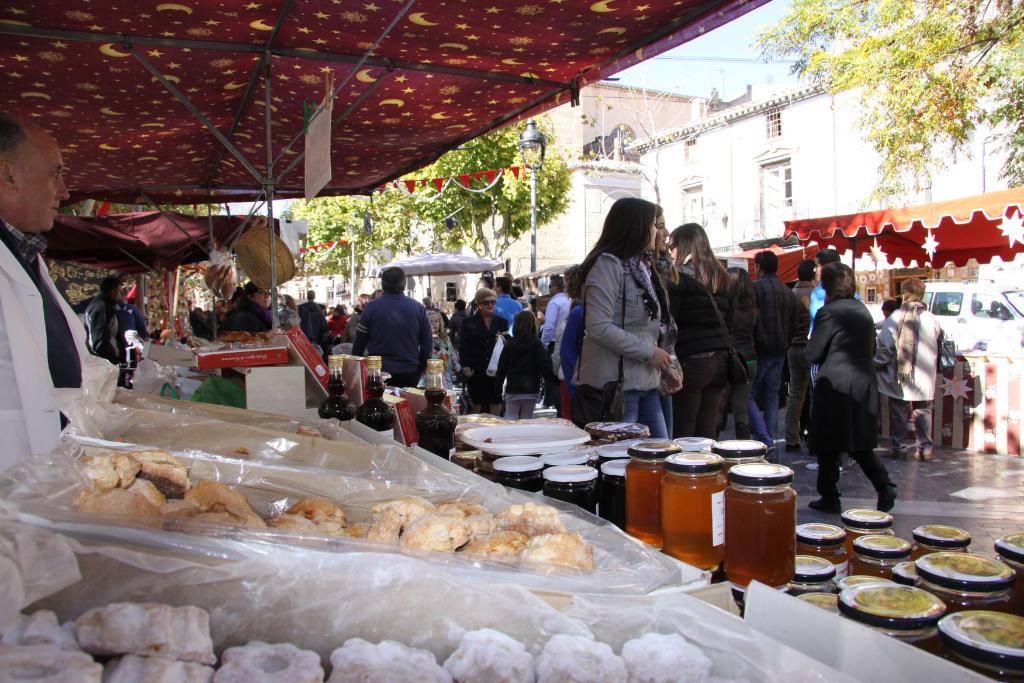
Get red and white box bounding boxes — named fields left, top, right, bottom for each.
left=385, top=393, right=418, bottom=446
left=285, top=328, right=329, bottom=393
left=341, top=354, right=368, bottom=407
left=194, top=344, right=290, bottom=370
left=396, top=387, right=453, bottom=414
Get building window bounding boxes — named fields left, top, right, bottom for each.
left=683, top=137, right=698, bottom=163
left=765, top=108, right=782, bottom=139
left=759, top=160, right=793, bottom=236
left=682, top=185, right=704, bottom=225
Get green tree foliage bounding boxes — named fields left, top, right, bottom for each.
left=758, top=0, right=1024, bottom=197
left=292, top=115, right=573, bottom=275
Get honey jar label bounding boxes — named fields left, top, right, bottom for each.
left=711, top=491, right=725, bottom=546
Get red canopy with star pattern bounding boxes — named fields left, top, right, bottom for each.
left=1, top=0, right=763, bottom=203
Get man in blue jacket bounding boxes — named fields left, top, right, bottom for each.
left=352, top=267, right=432, bottom=388
left=494, top=275, right=523, bottom=332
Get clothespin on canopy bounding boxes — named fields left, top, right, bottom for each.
left=303, top=71, right=336, bottom=134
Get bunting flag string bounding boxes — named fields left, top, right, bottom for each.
left=300, top=239, right=349, bottom=255
left=376, top=165, right=522, bottom=196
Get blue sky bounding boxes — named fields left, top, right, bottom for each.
left=612, top=0, right=801, bottom=100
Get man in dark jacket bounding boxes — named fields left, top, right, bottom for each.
left=298, top=290, right=329, bottom=353
left=785, top=259, right=816, bottom=451
left=748, top=251, right=796, bottom=452
left=222, top=282, right=271, bottom=334
left=352, top=267, right=432, bottom=388
left=447, top=299, right=468, bottom=348
left=85, top=276, right=123, bottom=364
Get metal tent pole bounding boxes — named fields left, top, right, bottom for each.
left=263, top=51, right=279, bottom=329
left=208, top=196, right=219, bottom=339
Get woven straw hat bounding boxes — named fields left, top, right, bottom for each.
left=235, top=217, right=296, bottom=290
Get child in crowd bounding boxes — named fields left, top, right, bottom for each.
left=495, top=310, right=558, bottom=419
left=426, top=308, right=459, bottom=389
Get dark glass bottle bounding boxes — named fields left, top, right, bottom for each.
left=318, top=355, right=354, bottom=421
left=355, top=355, right=395, bottom=434
left=414, top=358, right=458, bottom=458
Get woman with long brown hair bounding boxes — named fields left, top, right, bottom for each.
left=667, top=223, right=735, bottom=438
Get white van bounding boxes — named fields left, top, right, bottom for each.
left=923, top=282, right=1024, bottom=353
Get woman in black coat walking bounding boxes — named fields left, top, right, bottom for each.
left=806, top=263, right=896, bottom=513
left=459, top=288, right=509, bottom=415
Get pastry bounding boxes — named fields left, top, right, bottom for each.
left=463, top=514, right=496, bottom=537
left=369, top=497, right=436, bottom=529
left=521, top=533, right=595, bottom=571
left=74, top=603, right=216, bottom=665
left=73, top=486, right=162, bottom=521
left=461, top=531, right=529, bottom=560
left=621, top=633, right=712, bottom=683
left=1, top=611, right=78, bottom=651
left=181, top=481, right=264, bottom=527
left=342, top=523, right=369, bottom=539
left=364, top=508, right=402, bottom=545
left=161, top=499, right=202, bottom=517
left=287, top=498, right=347, bottom=528
left=535, top=635, right=626, bottom=683
left=180, top=510, right=267, bottom=529
left=327, top=639, right=451, bottom=683
left=296, top=425, right=323, bottom=438
left=104, top=655, right=215, bottom=683
left=126, top=479, right=167, bottom=509
left=0, top=644, right=101, bottom=682
left=80, top=453, right=139, bottom=491
left=130, top=450, right=190, bottom=499
left=443, top=629, right=534, bottom=683
left=267, top=513, right=319, bottom=533
left=436, top=501, right=488, bottom=519
left=399, top=514, right=471, bottom=553
left=495, top=503, right=566, bottom=537
left=214, top=641, right=323, bottom=683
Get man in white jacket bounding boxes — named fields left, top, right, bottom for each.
left=0, top=112, right=86, bottom=473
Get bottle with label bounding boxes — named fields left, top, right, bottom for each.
left=414, top=358, right=458, bottom=458
left=318, top=355, right=354, bottom=421
left=355, top=356, right=395, bottom=436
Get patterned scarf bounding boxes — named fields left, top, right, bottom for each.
left=896, top=301, right=924, bottom=385
left=627, top=254, right=660, bottom=322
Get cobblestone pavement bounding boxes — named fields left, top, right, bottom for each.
left=776, top=441, right=1024, bottom=553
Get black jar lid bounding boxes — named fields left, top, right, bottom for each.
left=938, top=611, right=1024, bottom=672
left=711, top=439, right=767, bottom=460
left=916, top=552, right=1016, bottom=592
left=627, top=440, right=681, bottom=460
left=665, top=452, right=723, bottom=475
left=840, top=508, right=893, bottom=530
left=727, top=462, right=793, bottom=486
left=797, top=523, right=847, bottom=547
left=839, top=584, right=946, bottom=631
left=995, top=533, right=1024, bottom=565
left=912, top=524, right=972, bottom=549
left=852, top=534, right=912, bottom=560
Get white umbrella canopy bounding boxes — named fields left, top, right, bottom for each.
left=379, top=253, right=504, bottom=276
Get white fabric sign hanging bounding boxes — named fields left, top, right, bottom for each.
left=304, top=97, right=333, bottom=200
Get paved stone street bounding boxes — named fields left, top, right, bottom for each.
left=779, top=443, right=1024, bottom=553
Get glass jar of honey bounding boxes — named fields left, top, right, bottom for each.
left=724, top=463, right=796, bottom=591
left=893, top=561, right=919, bottom=587
left=911, top=525, right=971, bottom=560
left=492, top=456, right=544, bottom=493
left=798, top=592, right=840, bottom=613
left=836, top=575, right=896, bottom=592
left=711, top=440, right=767, bottom=475
left=797, top=523, right=849, bottom=580
left=841, top=509, right=895, bottom=556
left=542, top=465, right=599, bottom=514
left=625, top=440, right=680, bottom=548
left=839, top=584, right=947, bottom=654
left=660, top=452, right=726, bottom=570
left=996, top=533, right=1024, bottom=617
left=787, top=555, right=837, bottom=596
left=673, top=436, right=716, bottom=452
left=916, top=552, right=1016, bottom=615
left=938, top=610, right=1024, bottom=681
left=849, top=535, right=912, bottom=579
left=598, top=459, right=627, bottom=530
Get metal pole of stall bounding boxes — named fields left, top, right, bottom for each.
left=263, top=50, right=279, bottom=329
left=208, top=196, right=218, bottom=340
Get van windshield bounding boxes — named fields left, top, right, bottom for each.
left=1006, top=291, right=1024, bottom=316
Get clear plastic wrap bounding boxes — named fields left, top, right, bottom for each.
left=2, top=436, right=694, bottom=596
left=0, top=520, right=854, bottom=683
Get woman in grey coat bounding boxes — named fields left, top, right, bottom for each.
left=574, top=197, right=677, bottom=437
left=875, top=277, right=943, bottom=461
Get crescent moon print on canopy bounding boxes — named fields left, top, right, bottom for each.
left=155, top=3, right=193, bottom=14
left=99, top=107, right=125, bottom=116
left=379, top=99, right=405, bottom=107
left=20, top=91, right=51, bottom=100
left=223, top=81, right=246, bottom=90
left=408, top=12, right=439, bottom=26
left=99, top=43, right=131, bottom=58
left=430, top=112, right=450, bottom=120
left=249, top=19, right=274, bottom=31
left=439, top=43, right=469, bottom=51
left=590, top=0, right=618, bottom=12
left=356, top=69, right=378, bottom=83
left=598, top=26, right=627, bottom=34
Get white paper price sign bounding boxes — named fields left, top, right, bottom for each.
left=304, top=96, right=333, bottom=200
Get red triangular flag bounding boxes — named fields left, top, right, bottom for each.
left=459, top=174, right=471, bottom=188
left=508, top=166, right=521, bottom=180
left=485, top=169, right=498, bottom=183
left=473, top=171, right=486, bottom=182
left=433, top=177, right=445, bottom=191
left=404, top=180, right=417, bottom=193
left=420, top=179, right=429, bottom=187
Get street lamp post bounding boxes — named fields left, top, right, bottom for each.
left=518, top=119, right=547, bottom=274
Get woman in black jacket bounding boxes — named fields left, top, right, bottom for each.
left=807, top=263, right=897, bottom=513
left=495, top=311, right=558, bottom=419
left=459, top=288, right=509, bottom=415
left=725, top=267, right=766, bottom=439
left=667, top=223, right=735, bottom=438
left=222, top=282, right=271, bottom=334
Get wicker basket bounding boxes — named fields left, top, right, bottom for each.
left=235, top=217, right=296, bottom=290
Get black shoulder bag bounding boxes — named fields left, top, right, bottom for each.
left=704, top=286, right=749, bottom=385
left=570, top=274, right=627, bottom=428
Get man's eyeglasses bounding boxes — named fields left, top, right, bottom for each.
left=479, top=300, right=496, bottom=306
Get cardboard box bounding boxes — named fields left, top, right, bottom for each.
left=245, top=366, right=308, bottom=418
left=143, top=341, right=194, bottom=367
left=285, top=327, right=329, bottom=395
left=386, top=393, right=417, bottom=446
left=744, top=581, right=989, bottom=682
left=194, top=345, right=290, bottom=370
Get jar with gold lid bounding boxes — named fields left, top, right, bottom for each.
left=911, top=524, right=971, bottom=560
left=797, top=523, right=849, bottom=580
left=625, top=440, right=680, bottom=548
left=798, top=592, right=840, bottom=613
left=724, top=463, right=796, bottom=592
left=850, top=535, right=913, bottom=579
left=841, top=508, right=894, bottom=556
left=839, top=583, right=947, bottom=653
left=836, top=575, right=896, bottom=592
left=995, top=533, right=1024, bottom=617
left=938, top=610, right=1024, bottom=681
left=660, top=452, right=726, bottom=570
left=710, top=439, right=766, bottom=475
left=916, top=552, right=1016, bottom=615
left=787, top=555, right=837, bottom=596
left=893, top=561, right=919, bottom=587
